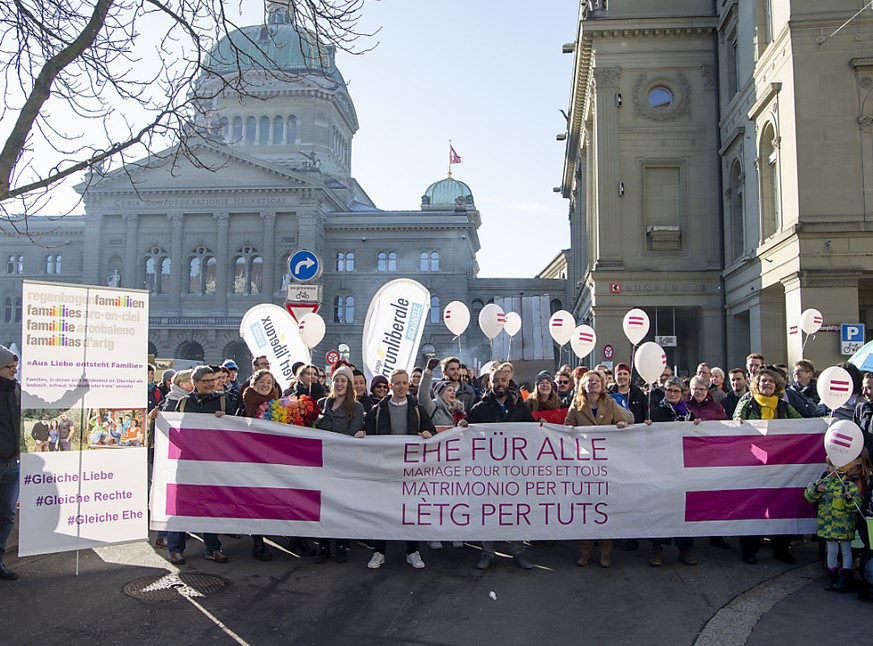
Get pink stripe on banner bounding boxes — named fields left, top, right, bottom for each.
left=685, top=488, right=815, bottom=522
left=682, top=434, right=825, bottom=467
left=166, top=484, right=321, bottom=521
left=168, top=427, right=323, bottom=467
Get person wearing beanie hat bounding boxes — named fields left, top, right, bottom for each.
left=409, top=366, right=423, bottom=397
left=527, top=371, right=561, bottom=413
left=159, top=369, right=176, bottom=397
left=369, top=375, right=390, bottom=400
left=0, top=345, right=20, bottom=580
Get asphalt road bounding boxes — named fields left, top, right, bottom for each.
left=2, top=534, right=871, bottom=645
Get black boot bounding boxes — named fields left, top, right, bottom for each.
left=252, top=536, right=272, bottom=561
left=315, top=542, right=331, bottom=564
left=824, top=567, right=838, bottom=591
left=834, top=568, right=852, bottom=593
left=335, top=543, right=349, bottom=564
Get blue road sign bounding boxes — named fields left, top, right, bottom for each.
left=288, top=249, right=321, bottom=283
left=841, top=323, right=865, bottom=343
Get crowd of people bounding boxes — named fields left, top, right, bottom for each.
left=138, top=350, right=873, bottom=597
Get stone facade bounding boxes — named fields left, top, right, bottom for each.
left=561, top=0, right=873, bottom=373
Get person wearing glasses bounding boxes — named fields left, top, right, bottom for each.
left=555, top=371, right=574, bottom=407
left=789, top=359, right=819, bottom=404
left=644, top=376, right=700, bottom=567
left=165, top=365, right=231, bottom=566
left=686, top=376, right=727, bottom=421
left=369, top=375, right=390, bottom=403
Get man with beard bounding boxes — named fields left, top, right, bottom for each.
left=466, top=369, right=535, bottom=570
left=437, top=356, right=477, bottom=411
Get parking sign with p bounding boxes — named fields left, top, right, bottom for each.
left=841, top=323, right=865, bottom=355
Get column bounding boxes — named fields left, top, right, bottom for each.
left=592, top=66, right=623, bottom=268
left=81, top=213, right=103, bottom=286
left=260, top=211, right=276, bottom=302
left=122, top=213, right=138, bottom=289
left=213, top=212, right=229, bottom=315
left=168, top=212, right=184, bottom=316
left=782, top=273, right=804, bottom=364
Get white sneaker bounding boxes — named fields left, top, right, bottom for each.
left=452, top=541, right=464, bottom=548
left=367, top=552, right=385, bottom=569
left=406, top=551, right=425, bottom=569
left=427, top=541, right=444, bottom=550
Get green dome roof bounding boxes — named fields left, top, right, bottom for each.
left=422, top=176, right=475, bottom=208
left=204, top=16, right=345, bottom=85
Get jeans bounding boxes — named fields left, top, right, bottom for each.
left=373, top=540, right=418, bottom=555
left=167, top=531, right=221, bottom=555
left=0, top=458, right=20, bottom=561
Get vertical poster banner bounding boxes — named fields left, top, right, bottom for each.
left=18, top=280, right=149, bottom=556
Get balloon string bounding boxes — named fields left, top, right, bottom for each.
left=507, top=336, right=512, bottom=362
left=458, top=336, right=463, bottom=362
left=629, top=344, right=637, bottom=380
left=831, top=470, right=867, bottom=517
left=801, top=333, right=809, bottom=354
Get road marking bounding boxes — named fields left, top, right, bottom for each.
left=694, top=563, right=818, bottom=646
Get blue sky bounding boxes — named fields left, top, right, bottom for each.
left=336, top=1, right=578, bottom=277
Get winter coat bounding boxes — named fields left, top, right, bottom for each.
left=687, top=393, right=727, bottom=421
left=804, top=473, right=862, bottom=541
left=721, top=390, right=747, bottom=418
left=363, top=396, right=436, bottom=436
left=732, top=392, right=802, bottom=420
left=316, top=397, right=364, bottom=436
left=857, top=399, right=873, bottom=456
left=0, top=375, right=21, bottom=461
left=607, top=383, right=648, bottom=424
left=648, top=399, right=696, bottom=423
left=467, top=392, right=535, bottom=424
left=790, top=379, right=819, bottom=404
left=564, top=396, right=634, bottom=427
left=173, top=390, right=229, bottom=415
left=419, top=370, right=465, bottom=427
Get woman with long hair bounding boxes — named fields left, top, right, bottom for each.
left=564, top=370, right=633, bottom=568
left=526, top=371, right=561, bottom=413
left=313, top=365, right=365, bottom=564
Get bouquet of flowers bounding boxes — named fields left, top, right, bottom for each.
left=256, top=395, right=321, bottom=427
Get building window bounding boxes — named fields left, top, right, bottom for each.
left=764, top=0, right=773, bottom=44
left=420, top=251, right=439, bottom=272
left=287, top=115, right=297, bottom=143
left=729, top=161, right=745, bottom=260
left=259, top=116, right=270, bottom=145
left=4, top=297, right=22, bottom=323
left=334, top=295, right=355, bottom=323
left=7, top=255, right=23, bottom=274
left=231, top=117, right=243, bottom=143
left=759, top=124, right=780, bottom=240
left=648, top=87, right=673, bottom=110
left=273, top=116, right=284, bottom=144
left=187, top=246, right=216, bottom=294
left=430, top=295, right=440, bottom=324
left=144, top=247, right=170, bottom=295
left=727, top=38, right=738, bottom=98
left=45, top=254, right=62, bottom=274
left=232, top=246, right=262, bottom=295
left=377, top=251, right=396, bottom=272
left=245, top=116, right=256, bottom=144
left=336, top=251, right=355, bottom=272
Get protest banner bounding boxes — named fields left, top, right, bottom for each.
left=240, top=303, right=310, bottom=392
left=151, top=415, right=827, bottom=540
left=361, top=279, right=429, bottom=386
left=18, top=280, right=149, bottom=557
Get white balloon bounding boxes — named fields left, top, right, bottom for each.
left=298, top=313, right=326, bottom=349
left=570, top=325, right=596, bottom=359
left=634, top=341, right=667, bottom=385
left=443, top=301, right=471, bottom=337
left=504, top=312, right=522, bottom=337
left=824, top=419, right=864, bottom=468
left=478, top=303, right=506, bottom=340
left=623, top=308, right=650, bottom=345
left=817, top=365, right=854, bottom=411
left=800, top=308, right=823, bottom=335
left=549, top=310, right=576, bottom=346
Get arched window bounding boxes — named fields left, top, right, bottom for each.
left=187, top=246, right=216, bottom=294
left=54, top=255, right=61, bottom=274
left=759, top=123, right=780, bottom=239
left=217, top=116, right=229, bottom=139
left=377, top=251, right=397, bottom=272
left=287, top=115, right=297, bottom=143
left=550, top=299, right=563, bottom=315
left=178, top=341, right=205, bottom=362
left=232, top=246, right=262, bottom=295
left=420, top=251, right=439, bottom=272
left=334, top=295, right=355, bottom=323
left=430, top=252, right=439, bottom=271
left=336, top=251, right=354, bottom=272
left=729, top=161, right=745, bottom=260
left=143, top=247, right=170, bottom=295
left=259, top=116, right=270, bottom=145
left=147, top=341, right=159, bottom=357
left=45, top=255, right=55, bottom=274
left=430, top=295, right=440, bottom=324
left=273, top=116, right=284, bottom=144
left=245, top=116, right=256, bottom=144
left=231, top=117, right=243, bottom=142
left=420, top=252, right=429, bottom=272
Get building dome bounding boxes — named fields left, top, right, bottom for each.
left=421, top=176, right=475, bottom=209
left=203, top=5, right=345, bottom=85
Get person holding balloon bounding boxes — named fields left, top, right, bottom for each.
left=564, top=369, right=634, bottom=568
left=804, top=456, right=863, bottom=592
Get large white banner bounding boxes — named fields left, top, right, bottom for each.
left=19, top=280, right=149, bottom=556
left=239, top=303, right=310, bottom=392
left=152, top=415, right=828, bottom=540
left=361, top=278, right=430, bottom=386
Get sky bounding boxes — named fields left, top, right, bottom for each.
left=10, top=0, right=580, bottom=278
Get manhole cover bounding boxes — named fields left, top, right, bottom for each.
left=123, top=572, right=230, bottom=601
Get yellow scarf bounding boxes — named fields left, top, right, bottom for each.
left=753, top=394, right=779, bottom=419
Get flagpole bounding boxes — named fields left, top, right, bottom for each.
left=448, top=139, right=452, bottom=177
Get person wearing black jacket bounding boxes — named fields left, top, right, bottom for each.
left=282, top=363, right=325, bottom=401
left=0, top=346, right=21, bottom=580
left=464, top=369, right=535, bottom=570
left=363, top=369, right=434, bottom=570
left=166, top=365, right=230, bottom=566
left=608, top=363, right=648, bottom=424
